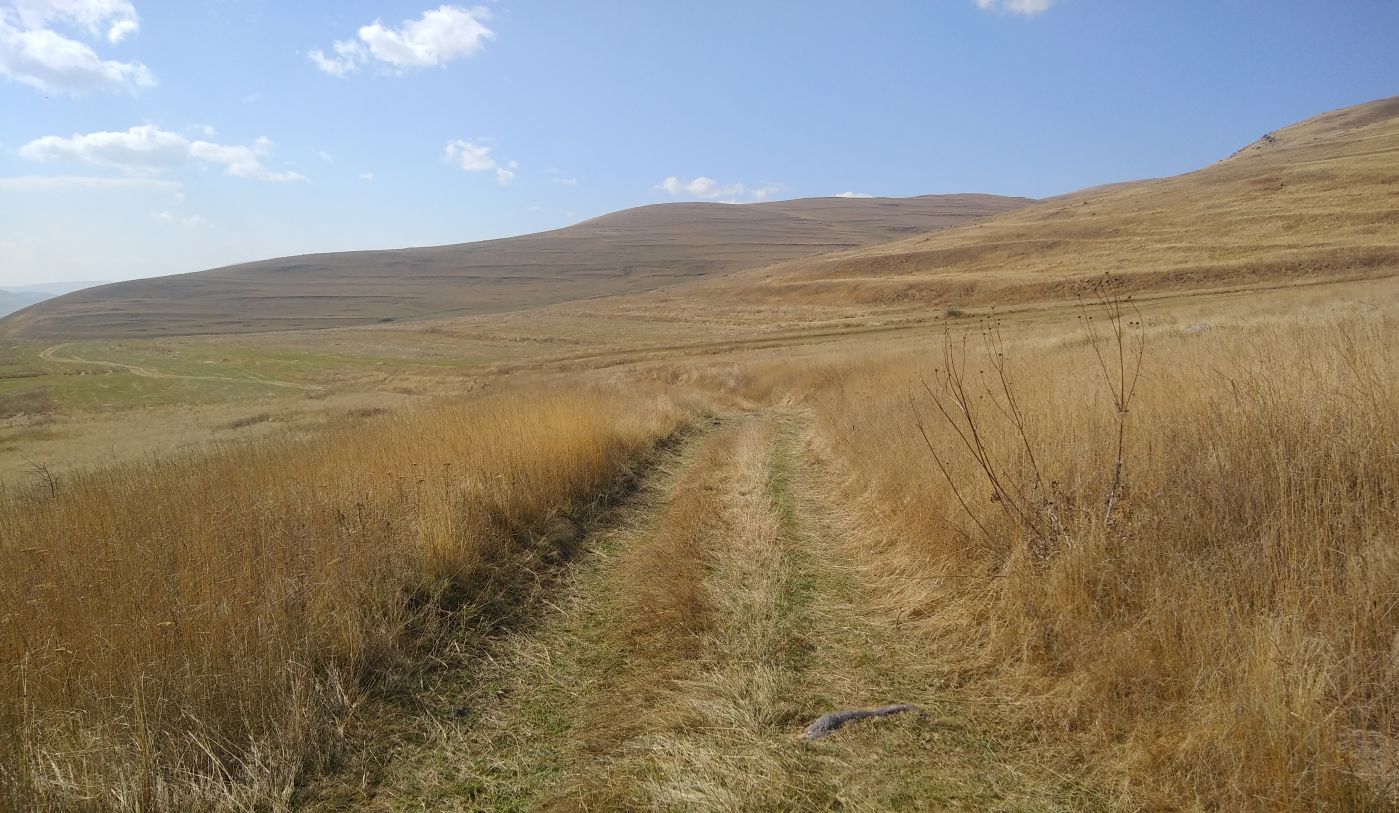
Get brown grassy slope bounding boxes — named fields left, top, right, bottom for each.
left=797, top=305, right=1398, bottom=811
left=0, top=194, right=1029, bottom=340
left=696, top=96, right=1399, bottom=307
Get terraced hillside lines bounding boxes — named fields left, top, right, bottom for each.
left=2, top=195, right=1031, bottom=340
left=305, top=409, right=1099, bottom=811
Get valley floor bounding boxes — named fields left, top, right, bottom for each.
left=300, top=408, right=1103, bottom=812
left=6, top=276, right=1395, bottom=811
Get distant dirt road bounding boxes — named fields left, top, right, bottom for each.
left=39, top=343, right=323, bottom=390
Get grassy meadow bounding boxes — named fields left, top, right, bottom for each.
left=0, top=384, right=699, bottom=810
left=802, top=294, right=1398, bottom=809
left=3, top=101, right=1397, bottom=806
left=2, top=273, right=1396, bottom=811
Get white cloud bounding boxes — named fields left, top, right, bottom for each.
left=656, top=176, right=780, bottom=203
left=0, top=0, right=152, bottom=94
left=105, top=17, right=135, bottom=42
left=974, top=0, right=1055, bottom=16
left=550, top=176, right=577, bottom=186
left=359, top=170, right=374, bottom=180
left=835, top=191, right=874, bottom=198
left=317, top=149, right=333, bottom=162
left=309, top=39, right=364, bottom=77
left=311, top=4, right=493, bottom=76
left=13, top=0, right=140, bottom=41
left=155, top=210, right=208, bottom=229
left=445, top=139, right=515, bottom=184
left=19, top=125, right=306, bottom=182
left=660, top=176, right=738, bottom=198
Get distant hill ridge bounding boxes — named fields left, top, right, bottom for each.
left=0, top=195, right=1030, bottom=339
left=0, top=282, right=111, bottom=319
left=0, top=289, right=49, bottom=319
left=10, top=96, right=1397, bottom=341
left=691, top=96, right=1399, bottom=309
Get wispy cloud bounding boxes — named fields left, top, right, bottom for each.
left=0, top=174, right=183, bottom=198
left=835, top=191, right=874, bottom=198
left=0, top=0, right=153, bottom=94
left=155, top=210, right=209, bottom=229
left=19, top=125, right=306, bottom=182
left=311, top=4, right=494, bottom=77
left=656, top=176, right=781, bottom=203
left=445, top=139, right=515, bottom=184
left=974, top=0, right=1055, bottom=16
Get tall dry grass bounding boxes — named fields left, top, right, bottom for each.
left=0, top=385, right=689, bottom=811
left=807, top=307, right=1399, bottom=810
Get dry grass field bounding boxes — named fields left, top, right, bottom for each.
left=800, top=294, right=1398, bottom=810
left=0, top=384, right=700, bottom=810
left=1, top=98, right=1397, bottom=811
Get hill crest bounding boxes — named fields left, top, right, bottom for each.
left=0, top=194, right=1030, bottom=339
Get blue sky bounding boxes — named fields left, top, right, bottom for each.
left=1, top=1, right=1396, bottom=286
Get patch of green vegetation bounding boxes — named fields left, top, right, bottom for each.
left=0, top=341, right=312, bottom=410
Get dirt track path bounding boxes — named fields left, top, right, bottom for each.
left=39, top=343, right=323, bottom=390
left=299, top=409, right=1100, bottom=812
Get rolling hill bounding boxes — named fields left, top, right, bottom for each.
left=7, top=97, right=1394, bottom=343
left=0, top=282, right=106, bottom=319
left=693, top=97, right=1399, bottom=308
left=0, top=195, right=1030, bottom=339
left=0, top=290, right=48, bottom=319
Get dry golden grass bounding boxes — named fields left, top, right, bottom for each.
left=363, top=409, right=1103, bottom=811
left=4, top=98, right=1397, bottom=813
left=608, top=422, right=734, bottom=650
left=0, top=389, right=424, bottom=488
left=701, top=97, right=1399, bottom=310
left=802, top=300, right=1399, bottom=810
left=0, top=384, right=691, bottom=811
left=6, top=284, right=1394, bottom=810
left=0, top=388, right=53, bottom=420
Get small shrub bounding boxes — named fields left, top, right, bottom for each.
left=0, top=388, right=54, bottom=419
left=224, top=412, right=273, bottom=430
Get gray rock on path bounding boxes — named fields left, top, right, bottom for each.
left=802, top=704, right=921, bottom=741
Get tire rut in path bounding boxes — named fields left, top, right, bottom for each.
left=40, top=342, right=323, bottom=390
left=304, top=408, right=1103, bottom=811
left=612, top=409, right=1094, bottom=811
left=291, top=416, right=727, bottom=812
